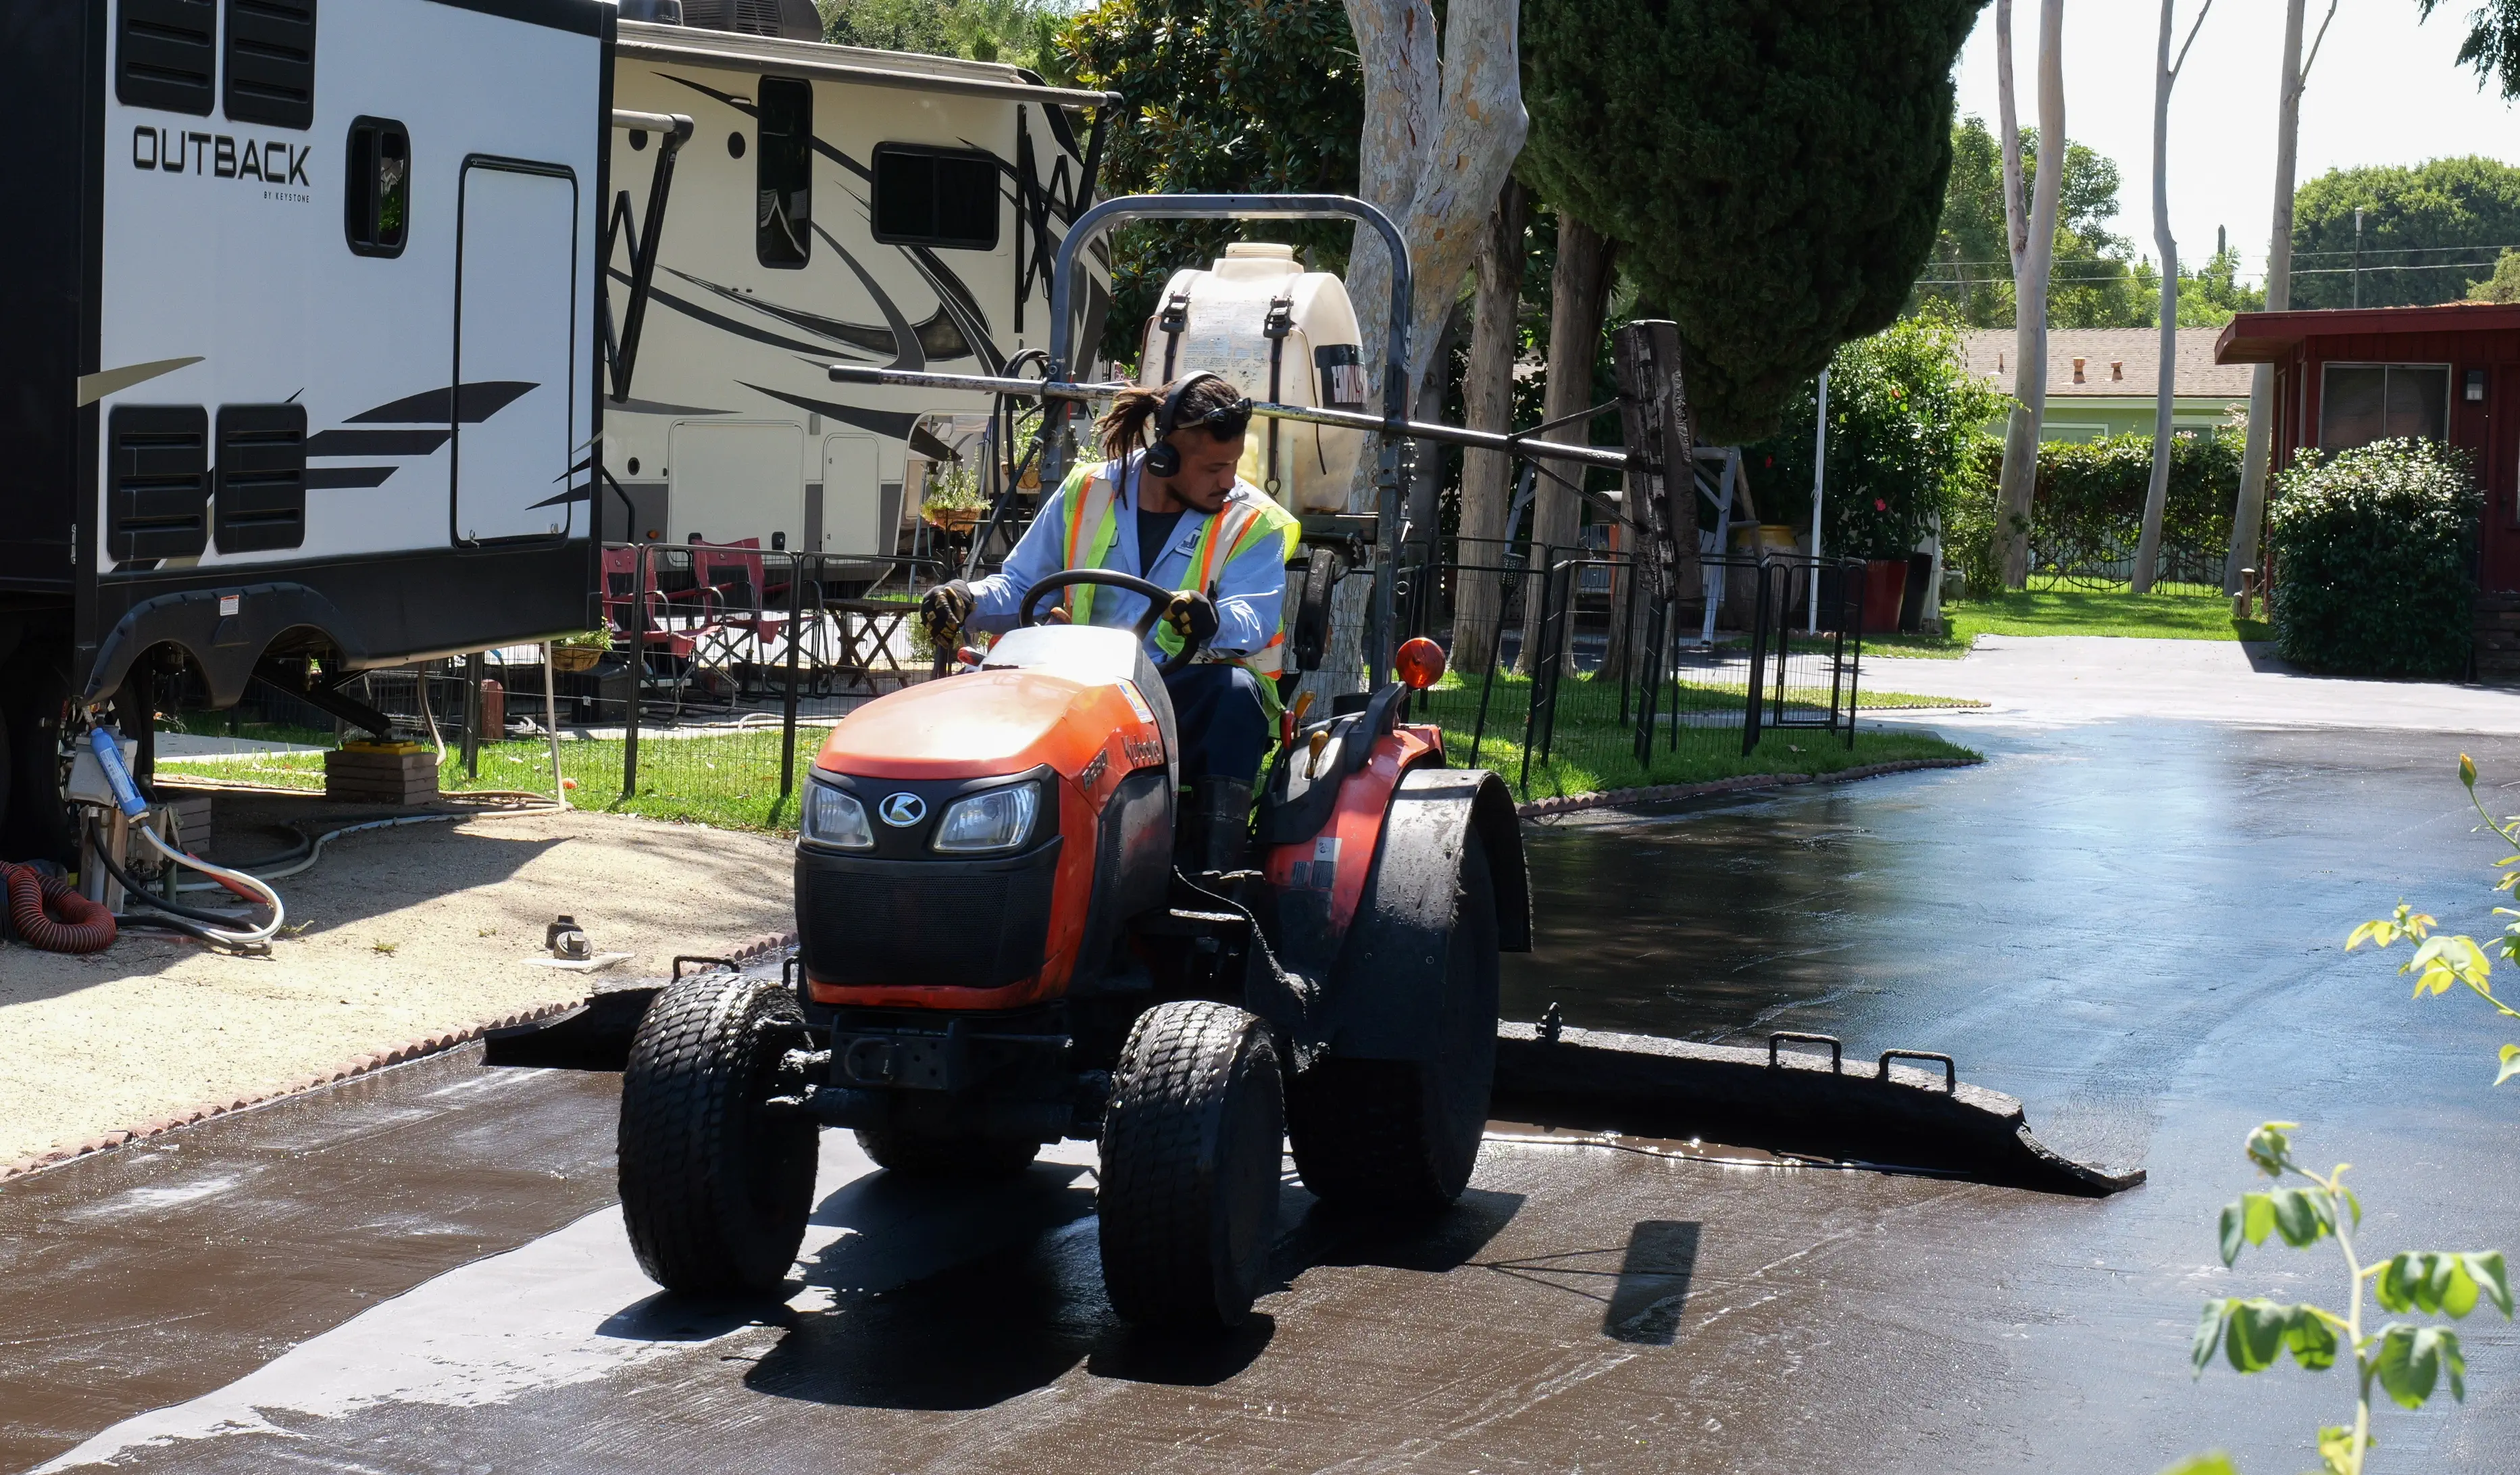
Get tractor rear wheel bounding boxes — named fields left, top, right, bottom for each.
left=855, top=1126, right=1038, bottom=1180
left=1097, top=999, right=1283, bottom=1328
left=1288, top=830, right=1501, bottom=1211
left=618, top=971, right=819, bottom=1296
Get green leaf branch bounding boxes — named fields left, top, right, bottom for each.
left=2343, top=755, right=2520, bottom=1082
left=2188, top=1122, right=2509, bottom=1474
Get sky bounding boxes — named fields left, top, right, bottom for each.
left=1952, top=0, right=2520, bottom=286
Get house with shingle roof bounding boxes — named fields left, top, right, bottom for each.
left=1962, top=328, right=2257, bottom=441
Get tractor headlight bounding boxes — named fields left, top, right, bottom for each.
left=801, top=781, right=874, bottom=849
left=932, top=782, right=1038, bottom=853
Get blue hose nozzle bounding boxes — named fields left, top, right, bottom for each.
left=89, top=727, right=149, bottom=818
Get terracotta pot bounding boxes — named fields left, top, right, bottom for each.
left=1862, top=559, right=1909, bottom=634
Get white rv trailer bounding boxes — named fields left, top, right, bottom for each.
left=597, top=16, right=1116, bottom=563
left=0, top=0, right=609, bottom=859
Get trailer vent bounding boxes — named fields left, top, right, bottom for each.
left=107, top=406, right=212, bottom=561
left=117, top=0, right=218, bottom=116
left=224, top=0, right=316, bottom=129
left=214, top=404, right=308, bottom=553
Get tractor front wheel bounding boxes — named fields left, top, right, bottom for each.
left=618, top=971, right=819, bottom=1296
left=1097, top=999, right=1284, bottom=1328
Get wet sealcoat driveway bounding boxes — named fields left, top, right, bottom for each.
left=6, top=720, right=2519, bottom=1473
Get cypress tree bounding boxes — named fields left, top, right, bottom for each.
left=1521, top=0, right=1985, bottom=442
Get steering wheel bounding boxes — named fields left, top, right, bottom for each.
left=1019, top=569, right=1207, bottom=676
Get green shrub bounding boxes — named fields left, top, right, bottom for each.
left=2267, top=439, right=2479, bottom=678
left=1744, top=314, right=2005, bottom=561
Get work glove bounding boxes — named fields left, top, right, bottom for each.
left=922, top=580, right=976, bottom=643
left=1164, top=591, right=1221, bottom=649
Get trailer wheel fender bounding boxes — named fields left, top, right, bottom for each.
left=1319, top=767, right=1528, bottom=1062
left=84, top=583, right=366, bottom=705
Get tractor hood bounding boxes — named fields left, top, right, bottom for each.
left=815, top=668, right=1164, bottom=782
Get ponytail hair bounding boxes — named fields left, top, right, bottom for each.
left=1097, top=375, right=1253, bottom=464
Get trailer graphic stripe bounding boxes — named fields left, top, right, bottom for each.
left=345, top=380, right=535, bottom=424
left=305, top=466, right=398, bottom=489
left=611, top=270, right=838, bottom=359
left=75, top=356, right=205, bottom=407
left=305, top=429, right=451, bottom=458
left=734, top=382, right=921, bottom=443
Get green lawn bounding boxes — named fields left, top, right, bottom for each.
left=158, top=667, right=1983, bottom=825
left=159, top=728, right=829, bottom=834
left=1414, top=670, right=1979, bottom=801
left=1867, top=584, right=2271, bottom=657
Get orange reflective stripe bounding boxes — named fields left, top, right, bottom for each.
left=1192, top=501, right=1263, bottom=594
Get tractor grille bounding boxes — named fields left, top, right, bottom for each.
left=796, top=839, right=1061, bottom=991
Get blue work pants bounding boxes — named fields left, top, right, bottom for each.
left=1161, top=664, right=1269, bottom=787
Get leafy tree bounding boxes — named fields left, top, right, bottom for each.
left=1059, top=0, right=1361, bottom=365
left=2468, top=246, right=2520, bottom=301
left=1520, top=0, right=1985, bottom=443
left=1742, top=314, right=2006, bottom=561
left=819, top=0, right=1074, bottom=78
left=2288, top=157, right=2520, bottom=309
left=2419, top=0, right=2520, bottom=99
left=2177, top=239, right=2265, bottom=324
left=1911, top=118, right=2152, bottom=330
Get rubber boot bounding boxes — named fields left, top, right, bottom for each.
left=1195, top=776, right=1255, bottom=881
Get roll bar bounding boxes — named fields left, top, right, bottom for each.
left=1043, top=195, right=1411, bottom=684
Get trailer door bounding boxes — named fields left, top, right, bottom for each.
left=452, top=159, right=580, bottom=544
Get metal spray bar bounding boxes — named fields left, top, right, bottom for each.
left=821, top=364, right=1640, bottom=474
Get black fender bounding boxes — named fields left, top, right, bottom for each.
left=82, top=582, right=365, bottom=705
left=1315, top=767, right=1530, bottom=1061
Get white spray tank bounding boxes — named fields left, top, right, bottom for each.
left=1134, top=243, right=1368, bottom=515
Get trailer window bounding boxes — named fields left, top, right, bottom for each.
left=215, top=404, right=308, bottom=552
left=224, top=0, right=316, bottom=128
left=106, top=405, right=211, bottom=561
left=118, top=0, right=217, bottom=116
left=756, top=76, right=811, bottom=268
left=345, top=118, right=409, bottom=257
left=872, top=145, right=999, bottom=251
left=2320, top=363, right=2449, bottom=450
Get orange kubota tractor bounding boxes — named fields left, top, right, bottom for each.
left=605, top=195, right=1671, bottom=1328
left=615, top=566, right=1526, bottom=1326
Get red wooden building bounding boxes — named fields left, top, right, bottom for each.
left=2217, top=303, right=2520, bottom=578
left=2219, top=301, right=2520, bottom=676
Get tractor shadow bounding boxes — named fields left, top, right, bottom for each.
left=742, top=1163, right=1528, bottom=1410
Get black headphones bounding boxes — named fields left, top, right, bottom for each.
left=1143, top=372, right=1253, bottom=478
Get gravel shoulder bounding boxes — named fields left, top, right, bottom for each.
left=0, top=789, right=795, bottom=1168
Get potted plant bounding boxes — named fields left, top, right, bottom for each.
left=920, top=459, right=989, bottom=533
left=549, top=627, right=613, bottom=674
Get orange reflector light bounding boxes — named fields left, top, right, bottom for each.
left=1395, top=636, right=1446, bottom=690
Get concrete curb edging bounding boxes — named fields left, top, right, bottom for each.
left=1513, top=757, right=1982, bottom=819
left=1, top=928, right=800, bottom=1183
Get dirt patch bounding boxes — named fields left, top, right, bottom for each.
left=0, top=790, right=795, bottom=1167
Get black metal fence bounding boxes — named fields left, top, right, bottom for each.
left=159, top=532, right=1866, bottom=816
left=1399, top=543, right=1867, bottom=799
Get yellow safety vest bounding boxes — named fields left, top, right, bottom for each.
left=1055, top=461, right=1301, bottom=678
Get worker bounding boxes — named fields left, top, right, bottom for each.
left=922, top=372, right=1299, bottom=875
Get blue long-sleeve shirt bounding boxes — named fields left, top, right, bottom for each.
left=965, top=452, right=1288, bottom=666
